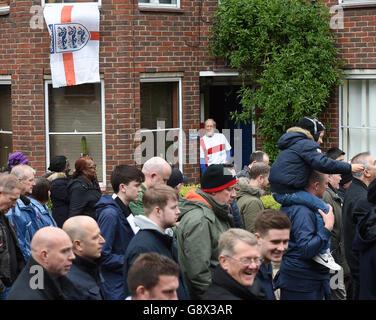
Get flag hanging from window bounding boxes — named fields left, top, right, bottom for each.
left=43, top=3, right=100, bottom=88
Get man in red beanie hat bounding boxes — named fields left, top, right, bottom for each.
left=176, top=164, right=237, bottom=299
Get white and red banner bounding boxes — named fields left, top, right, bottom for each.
left=44, top=3, right=100, bottom=88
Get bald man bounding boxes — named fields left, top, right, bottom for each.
left=63, top=216, right=106, bottom=300
left=129, top=157, right=172, bottom=216
left=7, top=226, right=79, bottom=300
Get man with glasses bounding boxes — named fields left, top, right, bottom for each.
left=203, top=228, right=262, bottom=300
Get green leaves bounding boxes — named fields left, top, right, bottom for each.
left=210, top=0, right=343, bottom=161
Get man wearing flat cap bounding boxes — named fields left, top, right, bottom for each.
left=176, top=164, right=237, bottom=299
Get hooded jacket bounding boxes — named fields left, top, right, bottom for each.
left=95, top=194, right=136, bottom=300
left=123, top=215, right=190, bottom=300
left=236, top=177, right=265, bottom=233
left=269, top=127, right=351, bottom=194
left=353, top=179, right=376, bottom=299
left=275, top=204, right=331, bottom=295
left=176, top=188, right=234, bottom=300
left=47, top=172, right=70, bottom=228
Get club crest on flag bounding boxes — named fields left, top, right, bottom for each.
left=49, top=23, right=90, bottom=54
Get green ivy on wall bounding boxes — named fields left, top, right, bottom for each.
left=209, top=0, right=343, bottom=160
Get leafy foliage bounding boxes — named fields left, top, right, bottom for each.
left=209, top=0, right=343, bottom=160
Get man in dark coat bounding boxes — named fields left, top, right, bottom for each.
left=124, top=184, right=190, bottom=300
left=7, top=226, right=78, bottom=300
left=63, top=216, right=106, bottom=300
left=353, top=178, right=376, bottom=300
left=95, top=165, right=145, bottom=300
left=203, top=228, right=262, bottom=300
left=342, top=152, right=376, bottom=300
left=0, top=174, right=25, bottom=300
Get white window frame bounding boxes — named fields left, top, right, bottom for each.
left=138, top=0, right=180, bottom=9
left=41, top=0, right=102, bottom=7
left=338, top=0, right=376, bottom=7
left=0, top=76, right=12, bottom=164
left=340, top=69, right=376, bottom=159
left=140, top=77, right=183, bottom=172
left=44, top=79, right=106, bottom=186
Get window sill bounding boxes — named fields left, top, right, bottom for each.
left=0, top=5, right=10, bottom=15
left=138, top=6, right=184, bottom=13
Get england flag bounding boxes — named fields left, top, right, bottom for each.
left=44, top=3, right=100, bottom=88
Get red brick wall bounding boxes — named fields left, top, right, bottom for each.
left=321, top=1, right=376, bottom=153
left=1, top=0, right=226, bottom=185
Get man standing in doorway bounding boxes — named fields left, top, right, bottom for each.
left=200, top=119, right=232, bottom=174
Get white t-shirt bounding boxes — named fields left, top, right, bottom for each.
left=200, top=132, right=231, bottom=166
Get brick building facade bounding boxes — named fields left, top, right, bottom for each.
left=0, top=0, right=375, bottom=187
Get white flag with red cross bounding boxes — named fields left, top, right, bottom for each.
left=43, top=3, right=100, bottom=88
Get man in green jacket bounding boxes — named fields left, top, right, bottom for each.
left=323, top=173, right=349, bottom=300
left=236, top=163, right=270, bottom=233
left=129, top=157, right=172, bottom=216
left=177, top=164, right=237, bottom=299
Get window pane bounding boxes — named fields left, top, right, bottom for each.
left=48, top=83, right=101, bottom=132
left=0, top=134, right=12, bottom=171
left=344, top=79, right=376, bottom=158
left=140, top=82, right=178, bottom=129
left=0, top=85, right=11, bottom=131
left=139, top=0, right=177, bottom=4
left=49, top=134, right=103, bottom=182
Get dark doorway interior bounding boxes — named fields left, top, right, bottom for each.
left=208, top=85, right=252, bottom=171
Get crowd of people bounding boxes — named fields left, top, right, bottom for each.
left=0, top=116, right=375, bottom=300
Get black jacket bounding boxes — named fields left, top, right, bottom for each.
left=7, top=256, right=79, bottom=300
left=0, top=214, right=25, bottom=292
left=67, top=175, right=101, bottom=220
left=66, top=255, right=105, bottom=300
left=352, top=179, right=376, bottom=299
left=203, top=264, right=261, bottom=300
left=342, top=178, right=372, bottom=275
left=123, top=216, right=190, bottom=300
left=48, top=172, right=70, bottom=228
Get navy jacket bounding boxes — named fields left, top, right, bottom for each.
left=275, top=204, right=331, bottom=293
left=66, top=255, right=105, bottom=300
left=95, top=195, right=136, bottom=300
left=269, top=127, right=351, bottom=194
left=123, top=215, right=190, bottom=300
left=255, top=262, right=276, bottom=300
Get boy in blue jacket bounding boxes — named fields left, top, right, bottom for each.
left=269, top=116, right=364, bottom=271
